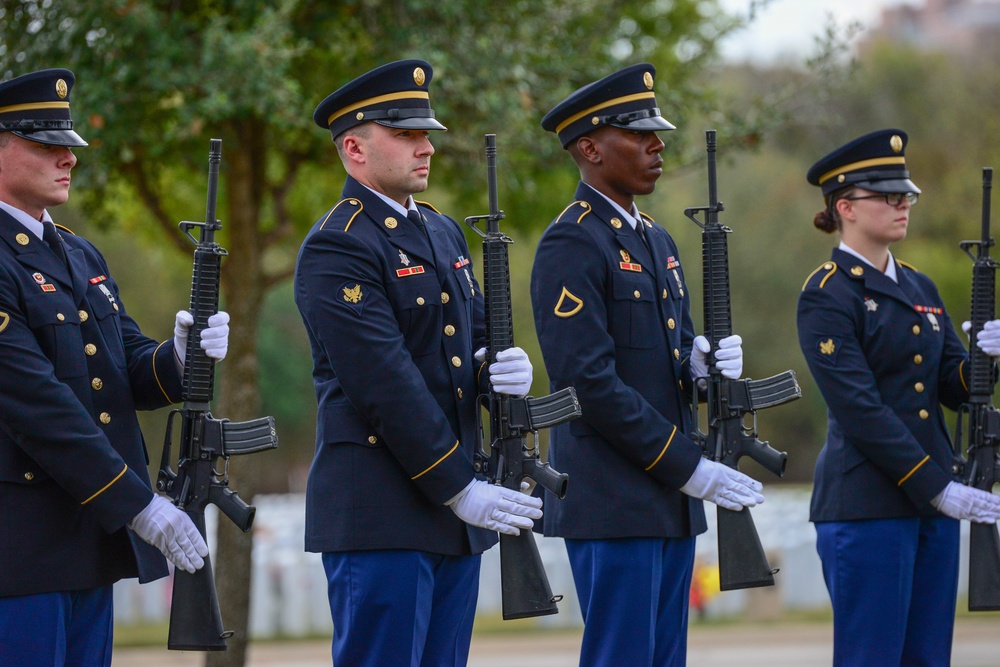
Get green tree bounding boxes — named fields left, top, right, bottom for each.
left=1, top=0, right=796, bottom=663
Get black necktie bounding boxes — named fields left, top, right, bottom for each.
left=633, top=220, right=649, bottom=249
left=407, top=209, right=427, bottom=236
left=42, top=220, right=68, bottom=266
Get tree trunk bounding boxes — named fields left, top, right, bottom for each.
left=206, top=123, right=268, bottom=667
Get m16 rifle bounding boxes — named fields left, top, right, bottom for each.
left=156, top=139, right=278, bottom=650
left=684, top=130, right=800, bottom=590
left=954, top=167, right=1000, bottom=611
left=465, top=134, right=581, bottom=619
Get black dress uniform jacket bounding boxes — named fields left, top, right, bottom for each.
left=798, top=248, right=967, bottom=522
left=0, top=211, right=183, bottom=597
left=294, top=176, right=496, bottom=556
left=530, top=183, right=706, bottom=539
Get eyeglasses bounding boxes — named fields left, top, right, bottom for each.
left=844, top=192, right=919, bottom=206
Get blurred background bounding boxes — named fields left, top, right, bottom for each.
left=4, top=0, right=1000, bottom=663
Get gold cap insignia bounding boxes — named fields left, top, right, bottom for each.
left=413, top=67, right=426, bottom=86
left=356, top=112, right=364, bottom=121
left=55, top=79, right=68, bottom=99
left=384, top=217, right=398, bottom=229
left=620, top=249, right=631, bottom=262
left=643, top=71, right=654, bottom=90
left=890, top=135, right=903, bottom=153
left=851, top=265, right=864, bottom=276
left=838, top=174, right=846, bottom=183
left=610, top=217, right=622, bottom=229
left=591, top=116, right=600, bottom=126
left=15, top=233, right=30, bottom=246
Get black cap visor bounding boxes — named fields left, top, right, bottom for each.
left=857, top=177, right=921, bottom=195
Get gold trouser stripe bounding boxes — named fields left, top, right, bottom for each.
left=82, top=464, right=128, bottom=505
left=897, top=455, right=929, bottom=486
left=645, top=425, right=677, bottom=471
left=412, top=440, right=459, bottom=480
left=555, top=92, right=656, bottom=135
left=326, top=91, right=429, bottom=127
left=0, top=101, right=70, bottom=114
left=818, top=156, right=906, bottom=186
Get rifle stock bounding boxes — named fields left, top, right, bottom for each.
left=466, top=134, right=580, bottom=620
left=156, top=139, right=278, bottom=649
left=685, top=130, right=800, bottom=591
left=957, top=167, right=1000, bottom=611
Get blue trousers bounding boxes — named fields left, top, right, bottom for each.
left=815, top=517, right=959, bottom=667
left=322, top=550, right=480, bottom=667
left=566, top=537, right=696, bottom=667
left=0, top=586, right=114, bottom=667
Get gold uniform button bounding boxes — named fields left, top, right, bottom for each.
left=78, top=310, right=89, bottom=322
left=912, top=324, right=921, bottom=335
left=441, top=292, right=450, bottom=304
left=24, top=471, right=34, bottom=481
left=914, top=382, right=925, bottom=393
left=368, top=436, right=377, bottom=444
left=91, top=377, right=103, bottom=390
left=384, top=216, right=398, bottom=229
left=444, top=325, right=456, bottom=336
left=15, top=233, right=29, bottom=246
left=99, top=412, right=111, bottom=424
left=662, top=289, right=668, bottom=299
left=919, top=409, right=930, bottom=420
left=457, top=388, right=464, bottom=399
left=113, top=303, right=119, bottom=311
left=85, top=344, right=97, bottom=356
left=824, top=262, right=834, bottom=270
left=416, top=297, right=425, bottom=306
left=674, top=348, right=680, bottom=359
left=667, top=318, right=676, bottom=330
left=679, top=288, right=685, bottom=297
left=914, top=354, right=923, bottom=365
left=851, top=265, right=864, bottom=276
left=633, top=290, right=641, bottom=299
left=56, top=313, right=65, bottom=321
left=451, top=356, right=462, bottom=368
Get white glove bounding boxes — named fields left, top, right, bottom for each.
left=931, top=481, right=1000, bottom=523
left=446, top=479, right=543, bottom=535
left=173, top=310, right=231, bottom=365
left=963, top=320, right=1000, bottom=357
left=680, top=458, right=765, bottom=511
left=130, top=495, right=210, bottom=573
left=475, top=346, right=533, bottom=396
left=691, top=335, right=743, bottom=380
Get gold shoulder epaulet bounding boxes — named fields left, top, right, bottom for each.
left=802, top=261, right=838, bottom=291
left=54, top=223, right=75, bottom=235
left=897, top=259, right=919, bottom=272
left=413, top=199, right=442, bottom=214
left=556, top=200, right=592, bottom=224
left=320, top=197, right=365, bottom=232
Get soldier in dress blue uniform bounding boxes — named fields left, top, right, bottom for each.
left=798, top=128, right=1000, bottom=666
left=530, top=64, right=765, bottom=667
left=294, top=59, right=543, bottom=667
left=0, top=69, right=232, bottom=666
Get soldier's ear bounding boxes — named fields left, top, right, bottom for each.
left=341, top=134, right=366, bottom=165
left=573, top=135, right=602, bottom=165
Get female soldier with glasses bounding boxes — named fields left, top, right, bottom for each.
left=797, top=129, right=1000, bottom=666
